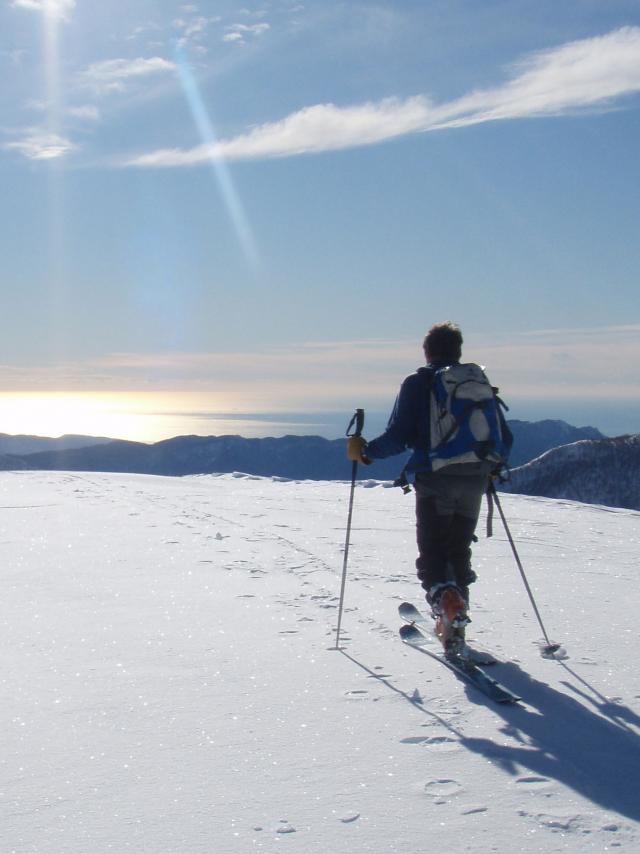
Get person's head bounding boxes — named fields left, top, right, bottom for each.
left=423, top=321, right=463, bottom=365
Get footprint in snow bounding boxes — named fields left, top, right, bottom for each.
left=401, top=736, right=459, bottom=752
left=424, top=779, right=463, bottom=799
left=516, top=775, right=551, bottom=787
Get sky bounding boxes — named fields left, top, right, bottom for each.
left=1, top=0, right=639, bottom=442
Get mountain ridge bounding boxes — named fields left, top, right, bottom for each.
left=502, top=433, right=640, bottom=511
left=2, top=420, right=636, bottom=510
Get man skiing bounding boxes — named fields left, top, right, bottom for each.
left=347, top=322, right=511, bottom=652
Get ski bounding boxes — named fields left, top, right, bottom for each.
left=398, top=601, right=497, bottom=666
left=399, top=617, right=520, bottom=705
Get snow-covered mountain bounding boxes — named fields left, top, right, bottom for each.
left=504, top=434, right=640, bottom=511
left=2, top=471, right=639, bottom=853
left=506, top=420, right=603, bottom=467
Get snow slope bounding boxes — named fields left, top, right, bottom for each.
left=2, top=471, right=639, bottom=853
left=505, top=434, right=640, bottom=511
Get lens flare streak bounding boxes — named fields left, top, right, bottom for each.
left=175, top=47, right=259, bottom=272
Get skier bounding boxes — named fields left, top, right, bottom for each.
left=347, top=322, right=511, bottom=649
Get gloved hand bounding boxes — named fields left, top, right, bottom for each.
left=347, top=436, right=371, bottom=464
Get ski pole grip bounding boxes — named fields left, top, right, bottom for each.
left=346, top=408, right=365, bottom=438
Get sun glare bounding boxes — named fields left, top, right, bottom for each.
left=0, top=394, right=156, bottom=442
left=0, top=392, right=285, bottom=443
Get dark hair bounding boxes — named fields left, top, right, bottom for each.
left=423, top=321, right=463, bottom=364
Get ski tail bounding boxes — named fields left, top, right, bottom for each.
left=399, top=622, right=520, bottom=704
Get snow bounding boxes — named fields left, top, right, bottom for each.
left=2, top=470, right=639, bottom=853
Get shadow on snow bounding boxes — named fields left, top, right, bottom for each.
left=342, top=649, right=640, bottom=823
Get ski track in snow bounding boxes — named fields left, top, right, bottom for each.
left=1, top=470, right=639, bottom=853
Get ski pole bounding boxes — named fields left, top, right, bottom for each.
left=488, top=481, right=561, bottom=658
left=334, top=408, right=365, bottom=650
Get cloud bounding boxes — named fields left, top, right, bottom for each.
left=223, top=22, right=270, bottom=45
left=11, top=0, right=75, bottom=18
left=80, top=56, right=176, bottom=94
left=173, top=15, right=218, bottom=39
left=431, top=25, right=640, bottom=128
left=128, top=96, right=432, bottom=166
left=4, top=129, right=76, bottom=160
left=108, top=327, right=640, bottom=405
left=126, top=26, right=640, bottom=167
left=172, top=14, right=221, bottom=52
left=2, top=327, right=639, bottom=430
left=2, top=328, right=638, bottom=440
left=0, top=341, right=414, bottom=405
left=26, top=99, right=101, bottom=122
left=466, top=324, right=640, bottom=401
left=126, top=22, right=163, bottom=42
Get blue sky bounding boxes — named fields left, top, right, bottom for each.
left=1, top=0, right=639, bottom=441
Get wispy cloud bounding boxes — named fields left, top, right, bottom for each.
left=126, top=27, right=640, bottom=167
left=126, top=22, right=163, bottom=42
left=223, top=22, right=271, bottom=45
left=25, top=99, right=100, bottom=122
left=3, top=327, right=639, bottom=412
left=467, top=325, right=640, bottom=401
left=4, top=129, right=76, bottom=160
left=128, top=96, right=431, bottom=166
left=172, top=13, right=221, bottom=52
left=11, top=0, right=75, bottom=19
left=432, top=25, right=640, bottom=128
left=80, top=56, right=176, bottom=95
left=0, top=341, right=413, bottom=403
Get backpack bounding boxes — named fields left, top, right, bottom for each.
left=427, top=363, right=512, bottom=472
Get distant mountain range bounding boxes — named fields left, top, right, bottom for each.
left=1, top=434, right=368, bottom=480
left=0, top=417, right=613, bottom=485
left=0, top=433, right=112, bottom=456
left=502, top=433, right=640, bottom=511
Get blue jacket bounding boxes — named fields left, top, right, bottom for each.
left=366, top=362, right=502, bottom=480
left=365, top=366, right=434, bottom=475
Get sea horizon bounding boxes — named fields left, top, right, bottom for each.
left=1, top=401, right=638, bottom=446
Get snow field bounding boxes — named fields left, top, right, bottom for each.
left=1, top=471, right=639, bottom=853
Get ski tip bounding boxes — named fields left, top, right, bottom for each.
left=399, top=623, right=419, bottom=639
left=398, top=601, right=417, bottom=615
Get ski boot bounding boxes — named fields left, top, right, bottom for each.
left=429, top=584, right=470, bottom=659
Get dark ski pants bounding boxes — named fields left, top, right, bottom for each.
left=414, top=471, right=488, bottom=597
